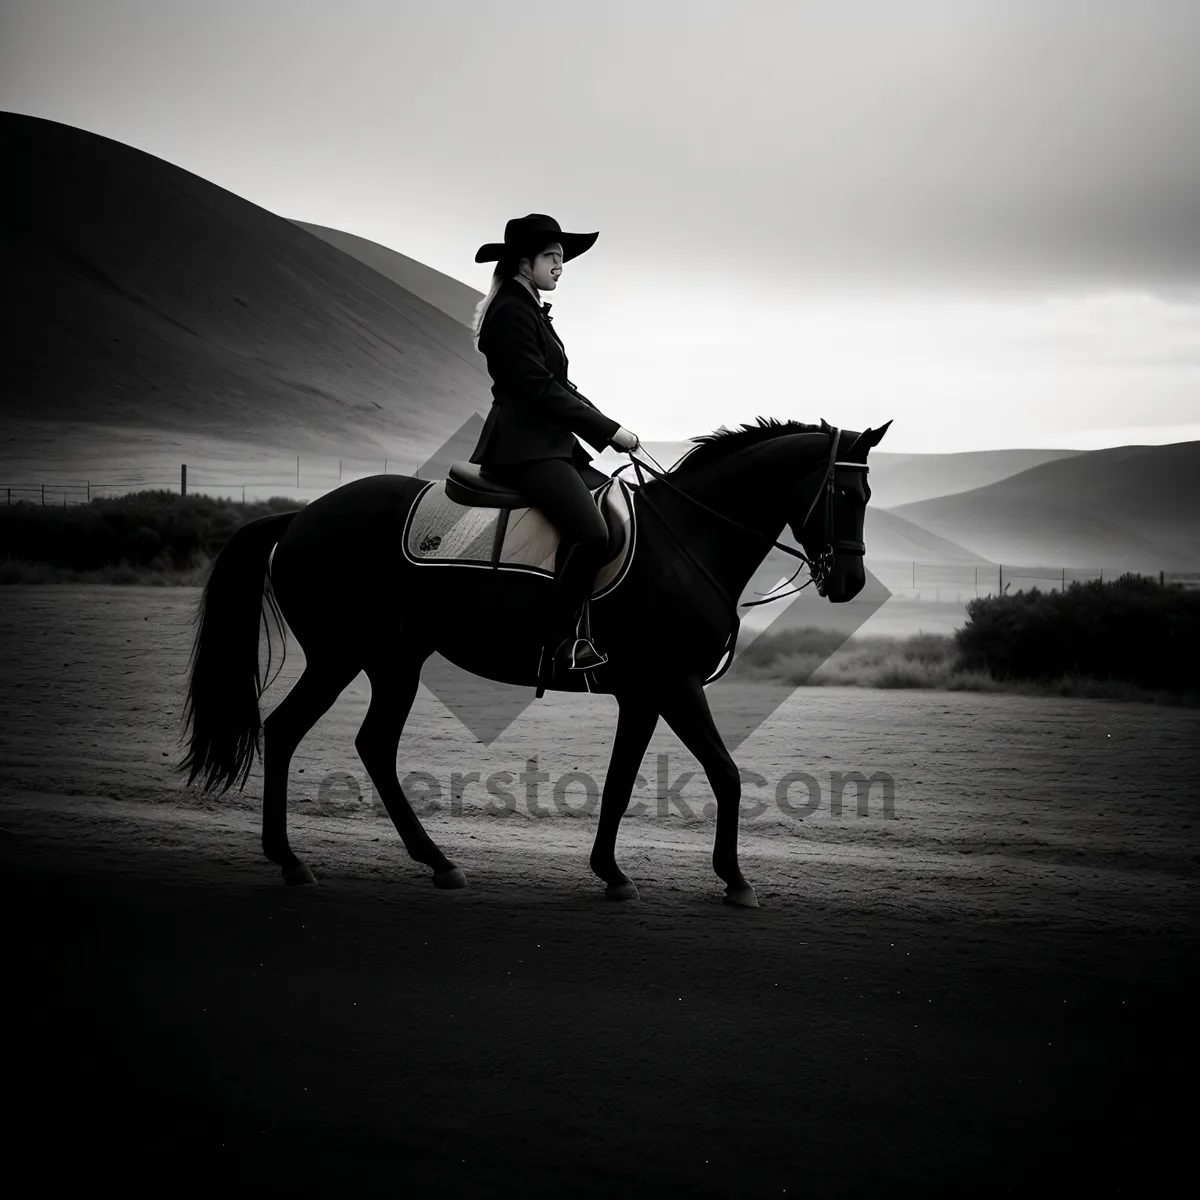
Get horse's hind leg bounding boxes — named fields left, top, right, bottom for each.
left=262, top=654, right=360, bottom=884
left=356, top=647, right=466, bottom=889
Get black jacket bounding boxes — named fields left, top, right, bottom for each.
left=469, top=277, right=622, bottom=479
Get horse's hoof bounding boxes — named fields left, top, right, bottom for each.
left=723, top=886, right=759, bottom=909
left=433, top=866, right=468, bottom=890
left=605, top=880, right=639, bottom=901
left=284, top=863, right=317, bottom=887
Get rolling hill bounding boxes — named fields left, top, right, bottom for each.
left=892, top=442, right=1200, bottom=570
left=292, top=221, right=484, bottom=329
left=863, top=508, right=992, bottom=565
left=862, top=448, right=1084, bottom=508
left=593, top=440, right=1082, bottom=511
left=588, top=445, right=991, bottom=565
left=7, top=111, right=1183, bottom=577
left=2, top=111, right=490, bottom=465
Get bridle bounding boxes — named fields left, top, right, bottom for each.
left=613, top=426, right=870, bottom=612
left=777, top=425, right=870, bottom=601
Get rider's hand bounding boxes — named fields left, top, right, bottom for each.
left=611, top=427, right=640, bottom=452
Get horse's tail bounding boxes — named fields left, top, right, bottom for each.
left=177, top=511, right=299, bottom=795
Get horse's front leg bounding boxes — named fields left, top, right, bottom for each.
left=589, top=692, right=660, bottom=900
left=659, top=675, right=759, bottom=908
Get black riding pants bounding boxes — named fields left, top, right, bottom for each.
left=488, top=456, right=609, bottom=572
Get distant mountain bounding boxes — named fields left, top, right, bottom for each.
left=864, top=509, right=992, bottom=565
left=2, top=112, right=490, bottom=464
left=292, top=220, right=484, bottom=329
left=612, top=436, right=1199, bottom=569
left=892, top=442, right=1200, bottom=569
left=865, top=448, right=1083, bottom=508
left=596, top=440, right=1082, bottom=509
left=590, top=443, right=989, bottom=565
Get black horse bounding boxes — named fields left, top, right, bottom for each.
left=178, top=417, right=891, bottom=906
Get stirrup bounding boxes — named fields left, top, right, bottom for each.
left=558, top=635, right=608, bottom=670
left=535, top=588, right=605, bottom=697
left=533, top=635, right=605, bottom=698
left=566, top=592, right=606, bottom=669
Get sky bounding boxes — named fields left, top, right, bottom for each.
left=3, top=0, right=1199, bottom=452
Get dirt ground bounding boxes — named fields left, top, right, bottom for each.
left=2, top=585, right=1197, bottom=1196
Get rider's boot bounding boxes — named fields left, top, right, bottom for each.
left=549, top=541, right=608, bottom=671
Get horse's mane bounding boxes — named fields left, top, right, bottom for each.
left=669, top=417, right=828, bottom=477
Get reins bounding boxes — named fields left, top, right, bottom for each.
left=611, top=429, right=869, bottom=614
left=604, top=429, right=867, bottom=686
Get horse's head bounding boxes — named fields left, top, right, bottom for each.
left=789, top=420, right=891, bottom=602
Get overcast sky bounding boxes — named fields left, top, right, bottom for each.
left=4, top=0, right=1198, bottom=451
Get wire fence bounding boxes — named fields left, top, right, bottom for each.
left=3, top=463, right=1198, bottom=596
left=868, top=559, right=1200, bottom=601
left=0, top=456, right=418, bottom=507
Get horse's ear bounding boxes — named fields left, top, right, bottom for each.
left=851, top=420, right=892, bottom=452
left=849, top=424, right=897, bottom=456
left=870, top=419, right=893, bottom=447
left=847, top=426, right=873, bottom=453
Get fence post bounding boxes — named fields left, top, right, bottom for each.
left=41, top=484, right=45, bottom=507
left=242, top=484, right=246, bottom=504
left=998, top=564, right=1003, bottom=595
left=87, top=480, right=90, bottom=502
left=181, top=464, right=187, bottom=496
left=384, top=459, right=388, bottom=474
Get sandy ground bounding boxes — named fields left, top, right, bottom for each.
left=3, top=585, right=1198, bottom=1195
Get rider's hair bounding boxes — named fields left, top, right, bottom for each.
left=471, top=242, right=551, bottom=352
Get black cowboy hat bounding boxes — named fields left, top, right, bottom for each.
left=474, top=213, right=599, bottom=264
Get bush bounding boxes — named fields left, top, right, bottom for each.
left=0, top=491, right=305, bottom=575
left=733, top=626, right=848, bottom=670
left=731, top=628, right=965, bottom=687
left=954, top=574, right=1200, bottom=692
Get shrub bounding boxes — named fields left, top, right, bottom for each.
left=954, top=574, right=1200, bottom=692
left=733, top=626, right=848, bottom=670
left=0, top=491, right=306, bottom=574
left=731, top=628, right=964, bottom=687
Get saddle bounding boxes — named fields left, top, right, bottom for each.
left=400, top=462, right=636, bottom=597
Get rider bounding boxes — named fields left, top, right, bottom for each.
left=470, top=214, right=641, bottom=672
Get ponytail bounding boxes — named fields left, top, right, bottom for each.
left=471, top=243, right=547, bottom=352
left=470, top=266, right=506, bottom=353
left=471, top=248, right=530, bottom=352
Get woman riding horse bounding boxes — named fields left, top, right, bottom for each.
left=469, top=213, right=641, bottom=672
